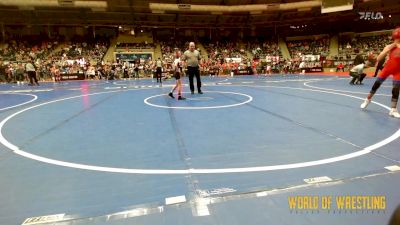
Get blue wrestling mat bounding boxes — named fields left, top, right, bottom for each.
left=0, top=75, right=399, bottom=225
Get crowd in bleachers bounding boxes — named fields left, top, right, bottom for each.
left=0, top=37, right=59, bottom=62
left=204, top=40, right=248, bottom=62
left=1, top=30, right=398, bottom=83
left=246, top=38, right=281, bottom=60
left=327, top=33, right=392, bottom=70
left=115, top=42, right=155, bottom=49
left=159, top=40, right=188, bottom=63
left=338, top=33, right=391, bottom=60
left=287, top=37, right=330, bottom=58
left=53, top=37, right=109, bottom=63
left=0, top=36, right=60, bottom=83
left=0, top=36, right=109, bottom=83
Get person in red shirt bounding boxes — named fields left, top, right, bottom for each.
left=336, top=63, right=344, bottom=72
left=252, top=60, right=258, bottom=75
left=361, top=28, right=400, bottom=118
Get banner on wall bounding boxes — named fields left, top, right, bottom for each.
left=225, top=57, right=242, bottom=63
left=60, top=73, right=85, bottom=81
left=115, top=53, right=153, bottom=61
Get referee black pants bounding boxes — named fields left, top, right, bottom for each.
left=156, top=67, right=162, bottom=83
left=187, top=66, right=201, bottom=93
left=28, top=71, right=39, bottom=85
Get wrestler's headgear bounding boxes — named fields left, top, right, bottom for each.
left=392, top=27, right=400, bottom=40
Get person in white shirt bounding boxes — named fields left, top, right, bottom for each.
left=349, top=54, right=367, bottom=85
left=168, top=51, right=186, bottom=100
left=299, top=61, right=306, bottom=74
left=155, top=58, right=163, bottom=83
left=25, top=59, right=39, bottom=86
left=182, top=42, right=202, bottom=94
left=266, top=64, right=272, bottom=75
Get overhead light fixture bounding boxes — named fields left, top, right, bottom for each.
left=18, top=6, right=35, bottom=10
left=149, top=1, right=320, bottom=13
left=321, top=5, right=353, bottom=14
left=74, top=0, right=107, bottom=8
left=152, top=10, right=165, bottom=14
left=177, top=4, right=191, bottom=10
left=58, top=0, right=74, bottom=7
left=0, top=0, right=107, bottom=9
left=298, top=7, right=312, bottom=11
left=250, top=11, right=263, bottom=14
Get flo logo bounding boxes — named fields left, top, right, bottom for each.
left=359, top=12, right=384, bottom=20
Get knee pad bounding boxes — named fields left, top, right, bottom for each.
left=392, top=86, right=400, bottom=100
left=371, top=79, right=383, bottom=94
left=393, top=81, right=400, bottom=89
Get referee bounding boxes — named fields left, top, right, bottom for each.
left=25, top=59, right=39, bottom=86
left=182, top=42, right=203, bottom=94
left=155, top=57, right=163, bottom=83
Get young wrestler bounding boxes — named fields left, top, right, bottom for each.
left=168, top=51, right=186, bottom=100
left=361, top=28, right=400, bottom=118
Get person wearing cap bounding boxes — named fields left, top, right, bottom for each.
left=361, top=27, right=400, bottom=118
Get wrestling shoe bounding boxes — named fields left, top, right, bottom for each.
left=178, top=96, right=186, bottom=100
left=360, top=99, right=371, bottom=109
left=389, top=108, right=400, bottom=118
left=168, top=92, right=175, bottom=99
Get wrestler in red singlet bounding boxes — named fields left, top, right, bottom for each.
left=361, top=27, right=400, bottom=118
left=377, top=46, right=400, bottom=82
